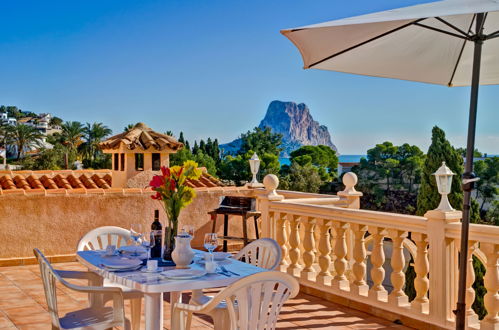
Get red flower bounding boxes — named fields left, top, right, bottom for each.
left=169, top=179, right=176, bottom=191
left=161, top=166, right=170, bottom=177
left=149, top=175, right=165, bottom=188
left=151, top=192, right=162, bottom=200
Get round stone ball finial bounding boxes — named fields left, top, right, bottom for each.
left=263, top=174, right=283, bottom=201
left=263, top=174, right=279, bottom=191
left=342, top=172, right=358, bottom=193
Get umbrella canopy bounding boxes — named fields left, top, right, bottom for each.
left=281, top=1, right=499, bottom=329
left=281, top=0, right=499, bottom=86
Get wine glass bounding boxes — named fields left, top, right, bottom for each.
left=130, top=224, right=143, bottom=256
left=204, top=233, right=218, bottom=256
left=183, top=225, right=195, bottom=238
left=142, top=232, right=156, bottom=259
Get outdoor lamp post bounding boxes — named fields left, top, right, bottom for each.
left=248, top=153, right=264, bottom=188
left=433, top=161, right=455, bottom=211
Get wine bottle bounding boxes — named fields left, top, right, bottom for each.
left=150, top=209, right=162, bottom=258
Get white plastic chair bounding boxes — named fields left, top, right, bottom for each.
left=173, top=271, right=299, bottom=330
left=233, top=238, right=282, bottom=271
left=34, top=248, right=131, bottom=330
left=76, top=226, right=142, bottom=329
left=77, top=226, right=134, bottom=251
left=191, top=238, right=282, bottom=306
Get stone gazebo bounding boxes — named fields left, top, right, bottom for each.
left=99, top=123, right=183, bottom=188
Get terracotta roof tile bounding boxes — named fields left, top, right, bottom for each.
left=53, top=174, right=72, bottom=189
left=40, top=175, right=58, bottom=189
left=26, top=175, right=44, bottom=189
left=99, top=122, right=183, bottom=152
left=0, top=168, right=226, bottom=196
left=79, top=174, right=98, bottom=189
left=13, top=175, right=30, bottom=190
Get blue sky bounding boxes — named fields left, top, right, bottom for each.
left=1, top=0, right=498, bottom=154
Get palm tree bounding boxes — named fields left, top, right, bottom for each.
left=83, top=122, right=112, bottom=163
left=61, top=121, right=84, bottom=168
left=0, top=123, right=11, bottom=166
left=6, top=124, right=42, bottom=160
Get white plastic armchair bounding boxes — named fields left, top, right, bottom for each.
left=191, top=238, right=282, bottom=309
left=173, top=271, right=299, bottom=330
left=76, top=226, right=143, bottom=330
left=34, top=248, right=130, bottom=330
left=234, top=238, right=282, bottom=271
left=77, top=226, right=133, bottom=251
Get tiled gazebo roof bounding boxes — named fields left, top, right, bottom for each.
left=99, top=122, right=183, bottom=151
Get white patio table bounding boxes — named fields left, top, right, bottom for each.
left=77, top=250, right=267, bottom=330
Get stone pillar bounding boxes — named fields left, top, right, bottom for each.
left=337, top=172, right=363, bottom=263
left=424, top=209, right=461, bottom=327
left=257, top=174, right=284, bottom=239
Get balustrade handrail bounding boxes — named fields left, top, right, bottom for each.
left=445, top=221, right=499, bottom=244
left=269, top=201, right=428, bottom=233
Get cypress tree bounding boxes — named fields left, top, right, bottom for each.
left=178, top=131, right=185, bottom=144
left=416, top=126, right=464, bottom=215
left=192, top=141, right=199, bottom=155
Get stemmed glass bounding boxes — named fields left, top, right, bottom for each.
left=183, top=225, right=195, bottom=238
left=204, top=233, right=218, bottom=258
left=141, top=232, right=156, bottom=259
left=130, top=224, right=143, bottom=256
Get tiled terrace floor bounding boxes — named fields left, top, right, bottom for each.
left=0, top=262, right=412, bottom=329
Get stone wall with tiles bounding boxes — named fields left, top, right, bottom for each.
left=0, top=186, right=256, bottom=264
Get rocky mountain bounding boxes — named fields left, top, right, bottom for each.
left=221, top=100, right=337, bottom=157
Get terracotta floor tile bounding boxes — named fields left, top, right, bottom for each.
left=0, top=262, right=415, bottom=330
left=0, top=314, right=15, bottom=328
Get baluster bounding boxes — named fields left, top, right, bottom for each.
left=388, top=229, right=409, bottom=307
left=411, top=233, right=429, bottom=314
left=275, top=212, right=289, bottom=270
left=301, top=217, right=316, bottom=281
left=317, top=219, right=332, bottom=285
left=464, top=241, right=479, bottom=327
left=368, top=226, right=388, bottom=302
left=332, top=221, right=349, bottom=291
left=287, top=215, right=302, bottom=277
left=481, top=243, right=499, bottom=330
left=350, top=224, right=368, bottom=296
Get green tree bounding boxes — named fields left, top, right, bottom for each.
left=290, top=145, right=339, bottom=181
left=397, top=144, right=425, bottom=193
left=49, top=116, right=63, bottom=127
left=474, top=157, right=499, bottom=215
left=279, top=162, right=323, bottom=193
left=81, top=122, right=112, bottom=167
left=124, top=123, right=135, bottom=132
left=6, top=124, right=42, bottom=159
left=486, top=200, right=499, bottom=225
left=60, top=121, right=85, bottom=168
left=456, top=147, right=483, bottom=158
left=239, top=127, right=283, bottom=156
left=416, top=127, right=465, bottom=215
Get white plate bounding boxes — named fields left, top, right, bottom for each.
left=212, top=252, right=232, bottom=261
left=101, top=258, right=142, bottom=269
left=161, top=269, right=207, bottom=280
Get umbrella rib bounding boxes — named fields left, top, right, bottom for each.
left=447, top=15, right=476, bottom=87
left=413, top=22, right=469, bottom=40
left=307, top=19, right=425, bottom=68
left=435, top=17, right=471, bottom=37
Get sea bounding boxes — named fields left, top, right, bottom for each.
left=279, top=155, right=366, bottom=166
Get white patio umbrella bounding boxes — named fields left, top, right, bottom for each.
left=280, top=0, right=499, bottom=328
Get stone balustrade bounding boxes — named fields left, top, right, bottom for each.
left=253, top=173, right=499, bottom=330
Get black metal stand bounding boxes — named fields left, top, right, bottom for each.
left=454, top=12, right=485, bottom=330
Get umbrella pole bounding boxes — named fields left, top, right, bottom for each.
left=455, top=12, right=484, bottom=330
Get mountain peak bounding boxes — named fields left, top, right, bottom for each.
left=259, top=101, right=337, bottom=156
left=220, top=100, right=337, bottom=157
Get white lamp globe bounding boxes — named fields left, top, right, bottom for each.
left=433, top=161, right=455, bottom=211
